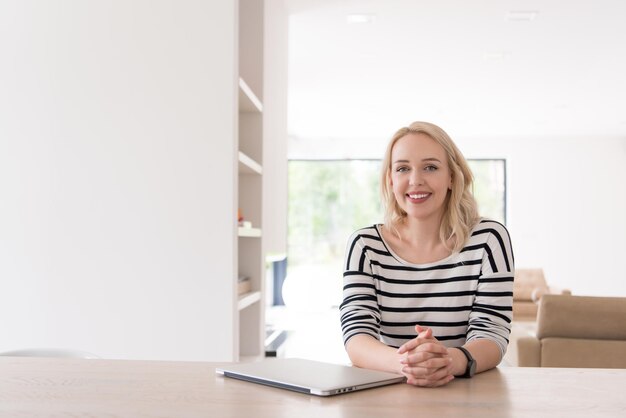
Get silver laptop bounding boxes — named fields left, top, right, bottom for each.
left=215, top=357, right=405, bottom=396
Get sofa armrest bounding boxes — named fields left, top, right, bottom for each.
left=531, top=286, right=572, bottom=302
left=517, top=336, right=541, bottom=367
left=548, top=286, right=571, bottom=296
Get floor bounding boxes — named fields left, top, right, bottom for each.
left=266, top=306, right=350, bottom=365
left=266, top=306, right=536, bottom=367
left=503, top=320, right=538, bottom=366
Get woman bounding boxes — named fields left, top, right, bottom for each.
left=340, top=121, right=514, bottom=387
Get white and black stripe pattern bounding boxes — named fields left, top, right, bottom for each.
left=340, top=219, right=514, bottom=357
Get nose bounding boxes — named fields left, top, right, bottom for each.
left=409, top=170, right=423, bottom=186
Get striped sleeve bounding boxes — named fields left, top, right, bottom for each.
left=339, top=229, right=381, bottom=345
left=466, top=220, right=515, bottom=358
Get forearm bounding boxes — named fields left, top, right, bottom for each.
left=449, top=338, right=502, bottom=376
left=345, top=334, right=404, bottom=375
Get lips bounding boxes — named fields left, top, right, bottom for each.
left=406, top=192, right=431, bottom=202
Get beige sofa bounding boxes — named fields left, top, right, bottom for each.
left=517, top=294, right=626, bottom=368
left=513, top=269, right=570, bottom=321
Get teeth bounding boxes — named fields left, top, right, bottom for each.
left=408, top=193, right=429, bottom=199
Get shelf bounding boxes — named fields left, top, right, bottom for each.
left=266, top=252, right=287, bottom=262
left=238, top=77, right=263, bottom=113
left=238, top=151, right=262, bottom=175
left=238, top=291, right=262, bottom=310
left=238, top=226, right=262, bottom=237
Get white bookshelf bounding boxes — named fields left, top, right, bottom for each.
left=238, top=291, right=262, bottom=310
left=236, top=0, right=265, bottom=360
left=238, top=150, right=262, bottom=175
left=238, top=226, right=262, bottom=238
left=238, top=78, right=263, bottom=113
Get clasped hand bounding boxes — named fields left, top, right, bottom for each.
left=397, top=325, right=454, bottom=387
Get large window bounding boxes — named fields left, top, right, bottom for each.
left=468, top=159, right=507, bottom=225
left=284, top=159, right=506, bottom=309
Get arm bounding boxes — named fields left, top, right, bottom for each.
left=340, top=230, right=385, bottom=363
left=449, top=339, right=502, bottom=375
left=345, top=334, right=404, bottom=375
left=465, top=221, right=515, bottom=368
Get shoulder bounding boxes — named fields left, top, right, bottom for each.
left=345, top=225, right=384, bottom=267
left=469, top=218, right=515, bottom=269
left=347, top=225, right=381, bottom=243
left=471, top=218, right=512, bottom=240
left=345, top=225, right=384, bottom=257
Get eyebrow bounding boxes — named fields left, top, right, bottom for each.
left=392, top=157, right=442, bottom=164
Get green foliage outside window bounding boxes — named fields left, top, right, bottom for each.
left=288, top=160, right=382, bottom=267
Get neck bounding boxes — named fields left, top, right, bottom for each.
left=397, top=216, right=443, bottom=248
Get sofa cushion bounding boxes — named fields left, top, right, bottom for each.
left=513, top=301, right=538, bottom=320
left=537, top=295, right=626, bottom=340
left=517, top=336, right=541, bottom=367
left=541, top=337, right=626, bottom=368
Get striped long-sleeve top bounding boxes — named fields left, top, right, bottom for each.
left=340, top=219, right=514, bottom=357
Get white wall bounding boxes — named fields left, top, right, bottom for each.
left=0, top=1, right=238, bottom=360
left=460, top=135, right=626, bottom=297
left=288, top=134, right=626, bottom=297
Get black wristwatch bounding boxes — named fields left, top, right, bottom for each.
left=456, top=346, right=476, bottom=378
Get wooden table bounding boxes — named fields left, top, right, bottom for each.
left=1, top=356, right=625, bottom=417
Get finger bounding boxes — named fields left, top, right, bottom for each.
left=410, top=342, right=450, bottom=356
left=400, top=350, right=434, bottom=365
left=422, top=370, right=454, bottom=385
left=401, top=357, right=453, bottom=376
left=403, top=354, right=453, bottom=370
left=402, top=358, right=451, bottom=376
left=399, top=338, right=443, bottom=356
left=406, top=374, right=454, bottom=388
left=397, top=337, right=426, bottom=354
left=398, top=328, right=436, bottom=354
left=401, top=348, right=448, bottom=365
left=414, top=325, right=433, bottom=339
left=404, top=363, right=454, bottom=386
left=403, top=367, right=442, bottom=379
left=423, top=363, right=455, bottom=382
left=400, top=344, right=449, bottom=365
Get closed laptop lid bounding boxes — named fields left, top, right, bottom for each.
left=215, top=357, right=405, bottom=396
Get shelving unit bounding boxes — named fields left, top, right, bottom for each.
left=238, top=226, right=262, bottom=237
left=238, top=291, right=262, bottom=311
left=236, top=0, right=265, bottom=360
left=238, top=78, right=263, bottom=113
left=238, top=151, right=262, bottom=175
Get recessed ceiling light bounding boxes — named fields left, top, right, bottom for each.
left=506, top=10, right=539, bottom=21
left=346, top=14, right=377, bottom=24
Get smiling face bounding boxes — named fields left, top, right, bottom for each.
left=389, top=132, right=452, bottom=223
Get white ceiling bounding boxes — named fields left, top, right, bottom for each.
left=285, top=0, right=626, bottom=158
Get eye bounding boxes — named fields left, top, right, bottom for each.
left=424, top=165, right=438, bottom=172
left=395, top=166, right=409, bottom=173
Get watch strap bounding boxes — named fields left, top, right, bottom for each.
left=456, top=346, right=475, bottom=378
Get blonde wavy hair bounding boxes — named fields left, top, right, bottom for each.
left=380, top=121, right=480, bottom=253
